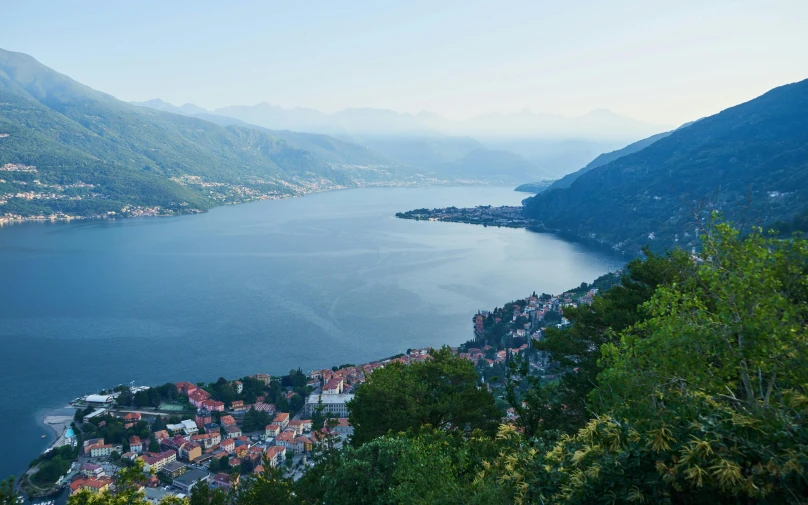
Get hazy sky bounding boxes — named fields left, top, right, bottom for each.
left=2, top=0, right=806, bottom=124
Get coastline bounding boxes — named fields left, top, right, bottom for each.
left=42, top=411, right=75, bottom=452
left=0, top=180, right=519, bottom=228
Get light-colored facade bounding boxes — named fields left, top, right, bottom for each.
left=304, top=393, right=354, bottom=416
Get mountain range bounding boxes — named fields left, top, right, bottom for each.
left=136, top=98, right=668, bottom=141
left=0, top=48, right=561, bottom=219
left=522, top=78, right=808, bottom=254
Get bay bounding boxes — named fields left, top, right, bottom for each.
left=0, top=186, right=623, bottom=480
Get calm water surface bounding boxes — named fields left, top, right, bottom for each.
left=0, top=186, right=623, bottom=479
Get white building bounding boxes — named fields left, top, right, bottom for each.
left=304, top=393, right=354, bottom=417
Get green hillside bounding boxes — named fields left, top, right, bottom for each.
left=0, top=48, right=408, bottom=220
left=523, top=79, right=808, bottom=254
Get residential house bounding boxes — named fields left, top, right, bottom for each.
left=265, top=446, right=286, bottom=468
left=141, top=450, right=177, bottom=473
left=129, top=436, right=143, bottom=453
left=275, top=431, right=304, bottom=454
left=265, top=424, right=280, bottom=438
left=175, top=382, right=198, bottom=397
left=284, top=421, right=303, bottom=436
left=159, top=461, right=187, bottom=480
left=225, top=424, right=242, bottom=439
left=210, top=473, right=236, bottom=492
left=332, top=418, right=353, bottom=436
left=219, top=438, right=235, bottom=453
left=80, top=463, right=104, bottom=478
left=201, top=399, right=225, bottom=412
left=69, top=477, right=111, bottom=496
left=161, top=436, right=202, bottom=462
left=251, top=373, right=270, bottom=385
left=191, top=432, right=221, bottom=450
left=195, top=410, right=212, bottom=428
left=188, top=389, right=211, bottom=408
left=83, top=439, right=114, bottom=458
left=273, top=412, right=289, bottom=429
left=219, top=415, right=236, bottom=427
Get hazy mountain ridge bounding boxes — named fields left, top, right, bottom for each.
left=522, top=78, right=808, bottom=254
left=207, top=101, right=668, bottom=139
left=133, top=101, right=551, bottom=183
left=547, top=131, right=675, bottom=190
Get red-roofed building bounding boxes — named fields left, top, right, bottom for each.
left=219, top=438, right=235, bottom=453
left=129, top=436, right=143, bottom=453
left=191, top=432, right=221, bottom=450
left=211, top=473, right=235, bottom=492
left=188, top=389, right=211, bottom=408
left=266, top=446, right=286, bottom=468
left=275, top=431, right=304, bottom=453
left=265, top=424, right=280, bottom=438
left=141, top=450, right=177, bottom=473
left=175, top=382, right=197, bottom=397
left=202, top=399, right=225, bottom=412
left=69, top=477, right=112, bottom=496
left=323, top=377, right=344, bottom=395
left=273, top=412, right=289, bottom=429
left=220, top=415, right=236, bottom=426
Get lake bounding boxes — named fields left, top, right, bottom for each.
left=0, top=185, right=623, bottom=480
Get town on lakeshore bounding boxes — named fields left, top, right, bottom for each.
left=16, top=277, right=613, bottom=503
left=395, top=205, right=534, bottom=228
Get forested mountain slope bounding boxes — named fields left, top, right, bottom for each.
left=0, top=48, right=403, bottom=219
left=523, top=79, right=808, bottom=254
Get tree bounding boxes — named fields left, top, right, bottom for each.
left=68, top=462, right=149, bottom=505
left=232, top=465, right=296, bottom=505
left=189, top=480, right=228, bottom=505
left=308, top=429, right=506, bottom=505
left=349, top=346, right=500, bottom=445
left=152, top=415, right=166, bottom=432
left=518, top=246, right=691, bottom=436
left=598, top=221, right=808, bottom=415
left=242, top=408, right=271, bottom=433
left=0, top=478, right=17, bottom=505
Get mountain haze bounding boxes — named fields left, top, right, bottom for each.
left=211, top=101, right=668, bottom=139
left=547, top=130, right=675, bottom=190
left=522, top=78, right=808, bottom=254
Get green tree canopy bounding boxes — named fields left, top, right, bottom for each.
left=348, top=346, right=501, bottom=445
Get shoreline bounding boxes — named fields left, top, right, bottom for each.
left=0, top=180, right=506, bottom=228
left=0, top=181, right=524, bottom=230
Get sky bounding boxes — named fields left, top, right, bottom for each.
left=2, top=0, right=807, bottom=125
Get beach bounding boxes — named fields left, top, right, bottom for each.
left=41, top=409, right=76, bottom=452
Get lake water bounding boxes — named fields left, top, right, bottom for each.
left=0, top=186, right=623, bottom=480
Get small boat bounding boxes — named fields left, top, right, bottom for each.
left=41, top=435, right=46, bottom=439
